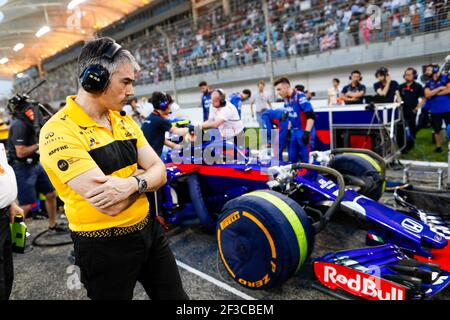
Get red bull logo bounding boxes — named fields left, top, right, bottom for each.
left=314, top=262, right=406, bottom=300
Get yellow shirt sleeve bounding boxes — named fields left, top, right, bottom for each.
left=39, top=121, right=98, bottom=184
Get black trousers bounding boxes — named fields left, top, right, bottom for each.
left=71, top=218, right=188, bottom=300
left=0, top=211, right=13, bottom=300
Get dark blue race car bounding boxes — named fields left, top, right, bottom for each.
left=160, top=139, right=450, bottom=300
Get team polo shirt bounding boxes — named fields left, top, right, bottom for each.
left=39, top=96, right=150, bottom=232
left=425, top=75, right=450, bottom=114
left=229, top=93, right=243, bottom=118
left=284, top=90, right=314, bottom=131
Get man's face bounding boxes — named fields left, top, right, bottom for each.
left=160, top=103, right=172, bottom=119
left=241, top=93, right=250, bottom=101
left=101, top=63, right=135, bottom=112
left=258, top=83, right=265, bottom=91
left=377, top=73, right=386, bottom=82
left=200, top=85, right=209, bottom=94
left=404, top=70, right=414, bottom=82
left=131, top=100, right=138, bottom=109
left=425, top=66, right=433, bottom=77
left=332, top=80, right=339, bottom=87
left=351, top=73, right=361, bottom=84
left=211, top=91, right=222, bottom=108
left=275, top=82, right=290, bottom=99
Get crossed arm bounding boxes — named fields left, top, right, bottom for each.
left=425, top=83, right=450, bottom=98
left=67, top=143, right=166, bottom=216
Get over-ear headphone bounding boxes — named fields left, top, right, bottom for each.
left=215, top=89, right=227, bottom=107
left=375, top=67, right=389, bottom=78
left=80, top=41, right=122, bottom=94
left=432, top=65, right=440, bottom=74
left=158, top=92, right=170, bottom=111
left=403, top=67, right=418, bottom=80
left=349, top=70, right=362, bottom=81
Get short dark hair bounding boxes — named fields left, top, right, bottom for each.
left=198, top=81, right=208, bottom=87
left=151, top=91, right=173, bottom=110
left=274, top=76, right=290, bottom=86
left=351, top=70, right=361, bottom=77
left=77, top=37, right=139, bottom=78
left=242, top=89, right=251, bottom=97
left=333, top=78, right=340, bottom=84
left=295, top=84, right=305, bottom=92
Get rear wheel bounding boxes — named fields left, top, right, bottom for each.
left=217, top=190, right=314, bottom=290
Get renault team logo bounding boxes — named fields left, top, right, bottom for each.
left=57, top=159, right=69, bottom=172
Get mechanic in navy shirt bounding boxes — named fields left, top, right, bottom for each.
left=399, top=67, right=425, bottom=152
left=229, top=89, right=251, bottom=119
left=199, top=81, right=213, bottom=121
left=341, top=70, right=366, bottom=105
left=274, top=77, right=315, bottom=163
left=141, top=92, right=192, bottom=157
left=373, top=67, right=401, bottom=103
left=424, top=66, right=450, bottom=153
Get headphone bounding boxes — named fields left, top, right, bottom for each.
left=375, top=67, right=389, bottom=78
left=158, top=92, right=170, bottom=111
left=403, top=67, right=418, bottom=80
left=349, top=70, right=362, bottom=81
left=80, top=41, right=122, bottom=94
left=432, top=65, right=440, bottom=74
left=214, top=89, right=227, bottom=107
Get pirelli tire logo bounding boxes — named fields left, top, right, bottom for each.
left=220, top=211, right=240, bottom=230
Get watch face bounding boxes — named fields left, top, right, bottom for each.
left=139, top=179, right=147, bottom=194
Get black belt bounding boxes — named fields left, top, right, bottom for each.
left=71, top=215, right=151, bottom=238
left=0, top=206, right=10, bottom=216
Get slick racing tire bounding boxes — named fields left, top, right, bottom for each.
left=329, top=153, right=385, bottom=201
left=217, top=190, right=313, bottom=290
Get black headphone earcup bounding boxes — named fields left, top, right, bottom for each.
left=80, top=64, right=110, bottom=94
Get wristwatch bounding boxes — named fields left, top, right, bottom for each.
left=133, top=176, right=147, bottom=194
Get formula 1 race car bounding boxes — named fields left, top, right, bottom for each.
left=160, top=140, right=450, bottom=300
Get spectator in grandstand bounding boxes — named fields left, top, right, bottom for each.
left=201, top=89, right=244, bottom=141
left=229, top=89, right=251, bottom=119
left=424, top=65, right=450, bottom=153
left=199, top=81, right=213, bottom=121
left=250, top=80, right=272, bottom=128
left=141, top=92, right=193, bottom=158
left=274, top=76, right=315, bottom=163
left=341, top=70, right=366, bottom=104
left=373, top=67, right=401, bottom=103
left=123, top=96, right=146, bottom=125
left=399, top=67, right=425, bottom=153
left=328, top=78, right=342, bottom=106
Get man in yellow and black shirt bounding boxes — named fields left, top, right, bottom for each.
left=39, top=37, right=187, bottom=300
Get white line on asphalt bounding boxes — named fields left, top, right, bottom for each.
left=176, top=259, right=257, bottom=300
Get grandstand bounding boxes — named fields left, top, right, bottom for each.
left=9, top=0, right=450, bottom=107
